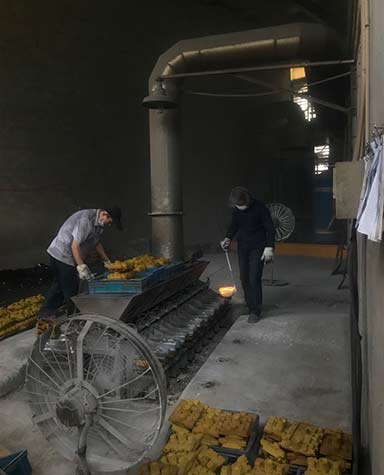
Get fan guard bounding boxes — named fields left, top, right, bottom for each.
left=26, top=314, right=167, bottom=473
left=267, top=203, right=295, bottom=242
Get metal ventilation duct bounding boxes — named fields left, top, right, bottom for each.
left=144, top=23, right=339, bottom=260
left=149, top=23, right=337, bottom=84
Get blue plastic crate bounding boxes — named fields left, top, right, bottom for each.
left=88, top=261, right=185, bottom=295
left=88, top=270, right=157, bottom=294
left=162, top=262, right=185, bottom=281
left=0, top=450, right=32, bottom=475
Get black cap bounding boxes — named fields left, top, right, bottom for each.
left=105, top=206, right=123, bottom=230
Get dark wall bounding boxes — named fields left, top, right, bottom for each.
left=0, top=1, right=255, bottom=268
left=0, top=1, right=341, bottom=268
left=182, top=95, right=315, bottom=248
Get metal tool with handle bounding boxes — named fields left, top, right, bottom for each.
left=224, top=250, right=237, bottom=292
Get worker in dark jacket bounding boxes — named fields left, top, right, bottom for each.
left=221, top=187, right=275, bottom=323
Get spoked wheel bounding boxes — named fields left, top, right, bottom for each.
left=25, top=314, right=167, bottom=473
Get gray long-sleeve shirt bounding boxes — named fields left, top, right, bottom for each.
left=47, top=209, right=104, bottom=266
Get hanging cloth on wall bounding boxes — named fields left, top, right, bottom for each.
left=356, top=134, right=384, bottom=242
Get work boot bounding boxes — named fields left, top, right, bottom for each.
left=247, top=307, right=262, bottom=323
left=247, top=313, right=260, bottom=323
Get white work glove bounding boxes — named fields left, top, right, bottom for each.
left=261, top=247, right=274, bottom=264
left=77, top=264, right=92, bottom=280
left=220, top=238, right=231, bottom=251
left=103, top=259, right=111, bottom=268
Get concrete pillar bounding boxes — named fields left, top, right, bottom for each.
left=148, top=105, right=184, bottom=260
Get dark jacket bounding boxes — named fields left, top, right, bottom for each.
left=226, top=199, right=275, bottom=250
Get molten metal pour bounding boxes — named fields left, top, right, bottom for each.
left=219, top=286, right=236, bottom=298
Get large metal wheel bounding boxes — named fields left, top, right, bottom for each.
left=25, top=314, right=167, bottom=473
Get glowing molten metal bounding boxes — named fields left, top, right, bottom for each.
left=219, top=286, right=236, bottom=298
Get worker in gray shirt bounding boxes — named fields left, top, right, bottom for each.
left=38, top=206, right=122, bottom=321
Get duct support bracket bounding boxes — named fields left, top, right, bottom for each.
left=149, top=212, right=183, bottom=217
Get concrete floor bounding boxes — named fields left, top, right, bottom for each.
left=0, top=254, right=351, bottom=474
left=197, top=253, right=351, bottom=430
left=182, top=309, right=351, bottom=430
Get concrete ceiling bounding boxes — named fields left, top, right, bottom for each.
left=177, top=0, right=353, bottom=123
left=197, top=0, right=351, bottom=31
left=195, top=0, right=352, bottom=39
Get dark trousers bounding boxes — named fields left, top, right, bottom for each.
left=38, top=256, right=79, bottom=319
left=238, top=247, right=264, bottom=313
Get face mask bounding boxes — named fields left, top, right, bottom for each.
left=236, top=205, right=248, bottom=211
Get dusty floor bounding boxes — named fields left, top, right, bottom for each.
left=168, top=253, right=350, bottom=409
left=0, top=253, right=351, bottom=474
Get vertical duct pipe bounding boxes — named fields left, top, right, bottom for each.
left=148, top=96, right=184, bottom=260
left=143, top=23, right=339, bottom=259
